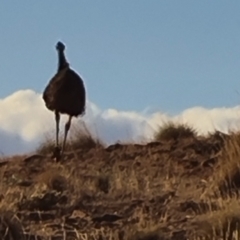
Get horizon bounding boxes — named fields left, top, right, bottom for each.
left=0, top=88, right=239, bottom=155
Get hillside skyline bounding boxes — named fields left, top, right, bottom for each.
left=0, top=88, right=239, bottom=155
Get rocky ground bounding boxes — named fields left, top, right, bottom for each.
left=0, top=131, right=240, bottom=239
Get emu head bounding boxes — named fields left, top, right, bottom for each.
left=56, top=41, right=65, bottom=52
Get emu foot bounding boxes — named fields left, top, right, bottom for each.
left=52, top=146, right=61, bottom=162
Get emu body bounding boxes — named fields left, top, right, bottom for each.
left=43, top=41, right=86, bottom=160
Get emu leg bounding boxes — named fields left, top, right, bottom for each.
left=61, top=115, right=72, bottom=155
left=55, top=111, right=60, bottom=147
left=53, top=111, right=61, bottom=161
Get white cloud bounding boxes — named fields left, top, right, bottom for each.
left=0, top=89, right=240, bottom=155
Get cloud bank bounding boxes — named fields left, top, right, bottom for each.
left=0, top=89, right=240, bottom=155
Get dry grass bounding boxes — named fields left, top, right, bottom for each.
left=191, top=198, right=240, bottom=239
left=36, top=124, right=104, bottom=155
left=2, top=124, right=240, bottom=239
left=209, top=131, right=240, bottom=197
left=154, top=122, right=197, bottom=142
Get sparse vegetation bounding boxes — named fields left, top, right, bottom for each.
left=36, top=125, right=104, bottom=155
left=2, top=123, right=240, bottom=239
left=154, top=122, right=197, bottom=142
left=209, top=131, right=240, bottom=197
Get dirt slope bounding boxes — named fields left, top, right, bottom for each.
left=0, top=132, right=238, bottom=240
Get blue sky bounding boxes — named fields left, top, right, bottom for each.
left=1, top=1, right=240, bottom=114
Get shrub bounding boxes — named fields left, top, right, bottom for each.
left=36, top=124, right=104, bottom=155
left=154, top=122, right=197, bottom=142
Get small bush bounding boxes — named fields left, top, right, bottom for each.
left=36, top=125, right=104, bottom=155
left=68, top=130, right=103, bottom=151
left=154, top=122, right=197, bottom=142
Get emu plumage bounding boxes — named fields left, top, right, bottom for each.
left=43, top=41, right=86, bottom=160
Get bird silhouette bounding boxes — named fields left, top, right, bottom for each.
left=43, top=41, right=86, bottom=161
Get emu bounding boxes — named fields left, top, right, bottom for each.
left=43, top=41, right=86, bottom=161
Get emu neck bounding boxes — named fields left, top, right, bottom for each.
left=57, top=50, right=69, bottom=71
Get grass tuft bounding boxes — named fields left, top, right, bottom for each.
left=154, top=122, right=197, bottom=142
left=36, top=124, right=104, bottom=155
left=210, top=131, right=240, bottom=197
